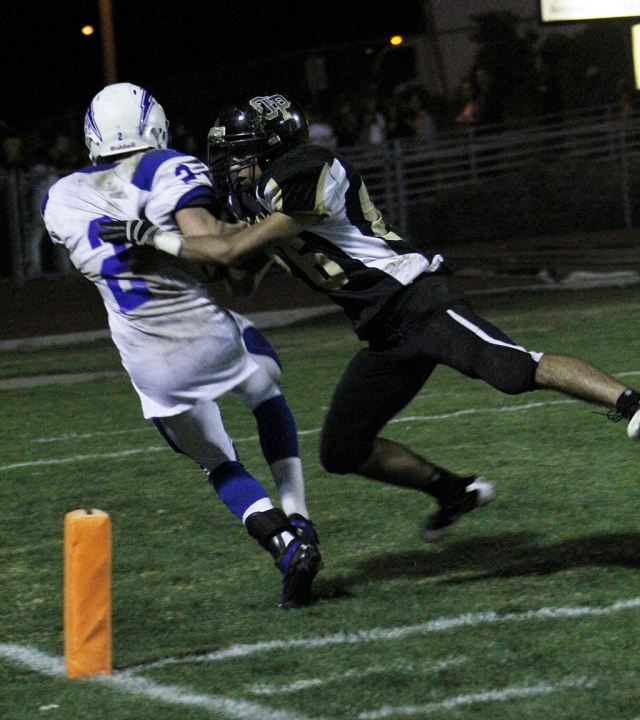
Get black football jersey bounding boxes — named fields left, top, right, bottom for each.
left=235, top=145, right=444, bottom=339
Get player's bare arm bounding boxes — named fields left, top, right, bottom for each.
left=174, top=206, right=240, bottom=238
left=98, top=211, right=318, bottom=265
left=178, top=211, right=314, bottom=264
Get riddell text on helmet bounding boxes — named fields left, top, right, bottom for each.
left=109, top=142, right=139, bottom=152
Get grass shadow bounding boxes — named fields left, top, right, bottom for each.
left=313, top=531, right=640, bottom=598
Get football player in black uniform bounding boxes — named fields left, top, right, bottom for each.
left=99, top=93, right=640, bottom=541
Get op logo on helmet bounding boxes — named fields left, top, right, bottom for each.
left=249, top=95, right=292, bottom=121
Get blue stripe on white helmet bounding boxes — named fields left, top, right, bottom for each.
left=84, top=82, right=169, bottom=164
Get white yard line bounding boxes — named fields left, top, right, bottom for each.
left=357, top=676, right=596, bottom=718
left=246, top=658, right=467, bottom=696
left=31, top=427, right=149, bottom=444
left=21, top=397, right=585, bottom=447
left=0, top=307, right=339, bottom=354
left=387, top=399, right=577, bottom=424
left=6, top=397, right=597, bottom=472
left=1, top=594, right=633, bottom=718
left=129, top=597, right=640, bottom=670
left=0, top=371, right=127, bottom=390
left=0, top=446, right=169, bottom=471
left=0, top=644, right=323, bottom=720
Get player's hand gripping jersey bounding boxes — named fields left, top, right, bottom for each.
left=235, top=145, right=445, bottom=338
left=43, top=149, right=258, bottom=418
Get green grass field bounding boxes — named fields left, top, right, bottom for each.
left=1, top=284, right=640, bottom=719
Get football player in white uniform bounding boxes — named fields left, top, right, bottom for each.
left=42, top=84, right=321, bottom=608
left=98, top=92, right=640, bottom=542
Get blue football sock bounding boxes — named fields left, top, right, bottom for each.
left=208, top=461, right=271, bottom=521
left=253, top=395, right=299, bottom=464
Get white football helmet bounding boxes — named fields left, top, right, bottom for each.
left=84, top=82, right=169, bottom=163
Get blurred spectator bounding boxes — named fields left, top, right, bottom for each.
left=532, top=52, right=563, bottom=120
left=2, top=136, right=24, bottom=167
left=454, top=80, right=478, bottom=124
left=471, top=67, right=503, bottom=126
left=584, top=64, right=612, bottom=118
left=454, top=67, right=504, bottom=130
left=406, top=87, right=438, bottom=144
left=359, top=97, right=386, bottom=145
left=0, top=117, right=12, bottom=166
left=333, top=97, right=360, bottom=148
left=24, top=161, right=66, bottom=277
left=387, top=85, right=437, bottom=144
left=386, top=90, right=416, bottom=141
left=48, top=132, right=84, bottom=170
left=308, top=108, right=338, bottom=151
left=614, top=77, right=637, bottom=122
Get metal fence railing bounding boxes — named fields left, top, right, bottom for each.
left=342, top=104, right=640, bottom=241
left=3, top=104, right=640, bottom=282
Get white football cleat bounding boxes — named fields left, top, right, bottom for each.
left=627, top=408, right=640, bottom=439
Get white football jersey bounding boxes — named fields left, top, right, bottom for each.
left=232, top=144, right=442, bottom=340
left=43, top=149, right=258, bottom=418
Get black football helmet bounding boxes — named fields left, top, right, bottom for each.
left=208, top=93, right=309, bottom=196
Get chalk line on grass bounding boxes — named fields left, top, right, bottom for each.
left=130, top=596, right=640, bottom=670
left=0, top=643, right=323, bottom=720
left=246, top=658, right=467, bottom=696
left=8, top=397, right=603, bottom=472
left=357, top=676, right=597, bottom=718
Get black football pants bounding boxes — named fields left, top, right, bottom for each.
left=319, top=277, right=540, bottom=474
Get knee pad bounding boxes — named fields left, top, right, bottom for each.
left=232, top=366, right=281, bottom=409
left=243, top=327, right=282, bottom=380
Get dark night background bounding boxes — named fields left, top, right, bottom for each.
left=0, top=0, right=426, bottom=139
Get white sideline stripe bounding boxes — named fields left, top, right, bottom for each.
left=25, top=391, right=620, bottom=446
left=32, top=427, right=149, bottom=444
left=0, top=644, right=322, bottom=720
left=2, top=269, right=638, bottom=355
left=239, top=399, right=577, bottom=440
left=386, top=398, right=577, bottom=424
left=0, top=371, right=127, bottom=390
left=0, top=446, right=168, bottom=471
left=98, top=673, right=322, bottom=720
left=0, top=306, right=339, bottom=353
left=28, top=383, right=634, bottom=446
left=357, top=676, right=596, bottom=719
left=130, top=597, right=640, bottom=670
left=246, top=658, right=467, bottom=696
left=0, top=396, right=619, bottom=472
left=0, top=643, right=65, bottom=677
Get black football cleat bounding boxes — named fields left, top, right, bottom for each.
left=422, top=475, right=494, bottom=542
left=276, top=539, right=322, bottom=609
left=288, top=513, right=320, bottom=547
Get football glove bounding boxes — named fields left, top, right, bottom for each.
left=98, top=219, right=159, bottom=247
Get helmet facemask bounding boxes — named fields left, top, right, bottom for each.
left=208, top=126, right=280, bottom=197
left=207, top=94, right=309, bottom=198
